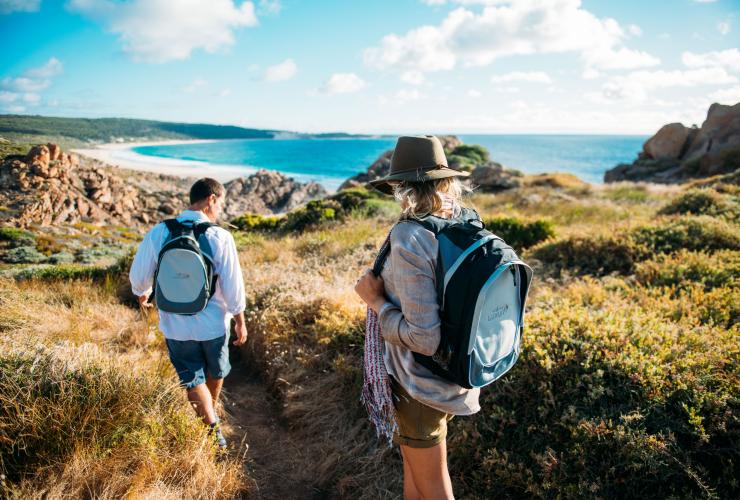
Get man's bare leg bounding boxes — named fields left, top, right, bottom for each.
left=206, top=375, right=224, bottom=417
left=187, top=383, right=217, bottom=425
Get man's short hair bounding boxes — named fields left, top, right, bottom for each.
left=190, top=178, right=225, bottom=205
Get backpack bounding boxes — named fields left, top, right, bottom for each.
left=374, top=208, right=533, bottom=389
left=153, top=219, right=219, bottom=315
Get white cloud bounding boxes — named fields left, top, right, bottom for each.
left=401, top=70, right=426, bottom=85
left=600, top=67, right=738, bottom=102
left=263, top=59, right=297, bottom=82
left=627, top=24, right=642, bottom=37
left=22, top=92, right=41, bottom=103
left=0, top=57, right=62, bottom=111
left=67, top=0, right=258, bottom=63
left=0, top=0, right=40, bottom=14
left=1, top=76, right=49, bottom=92
left=24, top=57, right=63, bottom=78
left=709, top=85, right=740, bottom=104
left=321, top=73, right=366, bottom=94
left=582, top=68, right=601, bottom=79
left=219, top=88, right=231, bottom=97
left=490, top=71, right=552, bottom=84
left=682, top=49, right=740, bottom=72
left=182, top=78, right=207, bottom=93
left=0, top=91, right=19, bottom=103
left=257, top=0, right=280, bottom=15
left=365, top=1, right=660, bottom=73
left=467, top=89, right=482, bottom=98
left=658, top=33, right=670, bottom=39
left=717, top=21, right=731, bottom=36
left=692, top=0, right=717, bottom=3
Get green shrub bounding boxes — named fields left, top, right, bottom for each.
left=635, top=249, right=740, bottom=290
left=658, top=189, right=735, bottom=217
left=2, top=246, right=46, bottom=264
left=633, top=216, right=740, bottom=254
left=448, top=144, right=491, bottom=171
left=13, top=264, right=112, bottom=281
left=0, top=140, right=32, bottom=161
left=330, top=187, right=397, bottom=218
left=283, top=200, right=339, bottom=232
left=0, top=227, right=35, bottom=247
left=230, top=213, right=284, bottom=232
left=603, top=185, right=651, bottom=203
left=485, top=217, right=555, bottom=250
left=531, top=235, right=647, bottom=275
left=448, top=280, right=738, bottom=498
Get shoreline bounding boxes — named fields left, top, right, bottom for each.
left=71, top=139, right=346, bottom=190
left=71, top=139, right=258, bottom=183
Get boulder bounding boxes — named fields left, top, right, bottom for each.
left=224, top=169, right=327, bottom=217
left=470, top=162, right=522, bottom=191
left=643, top=123, right=692, bottom=161
left=605, top=102, right=740, bottom=183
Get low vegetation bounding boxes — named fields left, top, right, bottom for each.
left=0, top=272, right=245, bottom=499
left=1, top=148, right=737, bottom=497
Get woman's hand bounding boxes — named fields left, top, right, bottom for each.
left=354, top=269, right=387, bottom=314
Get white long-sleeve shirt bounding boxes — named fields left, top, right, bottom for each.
left=129, top=209, right=246, bottom=341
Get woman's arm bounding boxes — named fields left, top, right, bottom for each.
left=378, top=224, right=441, bottom=356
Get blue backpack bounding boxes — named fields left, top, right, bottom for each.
left=374, top=208, right=533, bottom=389
left=153, top=219, right=218, bottom=315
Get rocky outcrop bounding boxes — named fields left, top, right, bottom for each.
left=0, top=143, right=193, bottom=228
left=338, top=150, right=393, bottom=191
left=223, top=169, right=326, bottom=218
left=0, top=144, right=328, bottom=229
left=470, top=162, right=523, bottom=191
left=605, top=102, right=740, bottom=183
left=643, top=123, right=695, bottom=161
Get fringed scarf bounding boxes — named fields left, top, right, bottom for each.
left=360, top=230, right=397, bottom=445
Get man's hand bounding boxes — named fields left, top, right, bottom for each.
left=138, top=294, right=153, bottom=309
left=233, top=313, right=248, bottom=346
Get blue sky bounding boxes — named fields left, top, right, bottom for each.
left=1, top=0, right=738, bottom=134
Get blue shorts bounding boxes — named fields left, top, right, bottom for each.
left=165, top=335, right=231, bottom=389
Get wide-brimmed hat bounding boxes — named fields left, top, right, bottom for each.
left=369, top=135, right=470, bottom=195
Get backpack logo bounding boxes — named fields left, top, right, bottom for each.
left=487, top=304, right=509, bottom=322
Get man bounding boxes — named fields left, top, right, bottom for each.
left=129, top=177, right=247, bottom=448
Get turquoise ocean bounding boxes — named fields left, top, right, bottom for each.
left=132, top=135, right=647, bottom=191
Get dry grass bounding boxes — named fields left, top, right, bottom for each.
left=0, top=277, right=246, bottom=499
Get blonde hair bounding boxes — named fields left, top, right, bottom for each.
left=393, top=177, right=469, bottom=219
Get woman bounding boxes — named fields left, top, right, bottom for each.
left=355, top=135, right=480, bottom=500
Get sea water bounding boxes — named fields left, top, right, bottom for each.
left=132, top=135, right=647, bottom=190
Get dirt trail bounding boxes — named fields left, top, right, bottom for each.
left=221, top=354, right=326, bottom=500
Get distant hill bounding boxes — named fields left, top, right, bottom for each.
left=0, top=114, right=282, bottom=145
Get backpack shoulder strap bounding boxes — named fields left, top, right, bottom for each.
left=193, top=221, right=217, bottom=239
left=163, top=218, right=182, bottom=234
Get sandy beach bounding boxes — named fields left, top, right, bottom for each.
left=72, top=140, right=258, bottom=183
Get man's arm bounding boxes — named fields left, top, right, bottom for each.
left=217, top=231, right=247, bottom=345
left=129, top=225, right=160, bottom=306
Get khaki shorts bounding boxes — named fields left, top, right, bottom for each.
left=391, top=377, right=454, bottom=449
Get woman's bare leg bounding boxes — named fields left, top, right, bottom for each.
left=400, top=441, right=454, bottom=500
left=401, top=446, right=422, bottom=500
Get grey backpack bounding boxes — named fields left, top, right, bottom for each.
left=153, top=219, right=218, bottom=315
left=374, top=208, right=533, bottom=389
